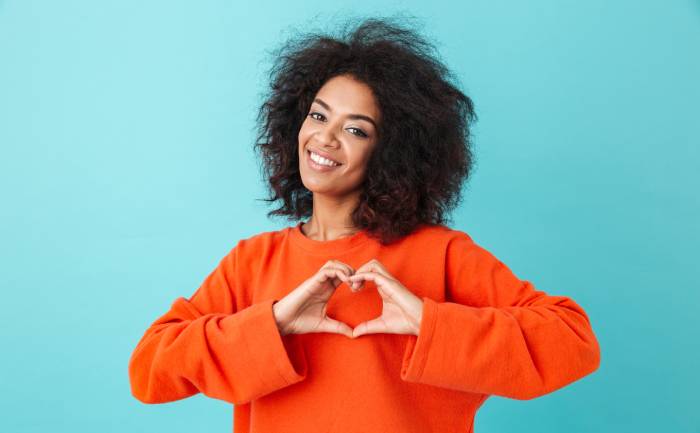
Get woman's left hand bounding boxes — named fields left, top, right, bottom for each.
left=348, top=259, right=424, bottom=338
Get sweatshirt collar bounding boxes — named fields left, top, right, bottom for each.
left=288, top=221, right=372, bottom=255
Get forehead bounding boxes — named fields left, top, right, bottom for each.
left=314, top=75, right=380, bottom=121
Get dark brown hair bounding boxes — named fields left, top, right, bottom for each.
left=253, top=15, right=478, bottom=245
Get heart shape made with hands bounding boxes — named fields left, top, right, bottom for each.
left=332, top=259, right=424, bottom=338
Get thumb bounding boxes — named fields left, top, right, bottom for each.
left=316, top=317, right=354, bottom=338
left=352, top=318, right=388, bottom=338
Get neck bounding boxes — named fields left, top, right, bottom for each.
left=302, top=192, right=361, bottom=241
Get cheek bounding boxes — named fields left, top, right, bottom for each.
left=298, top=124, right=313, bottom=148
left=349, top=147, right=374, bottom=169
left=344, top=156, right=370, bottom=179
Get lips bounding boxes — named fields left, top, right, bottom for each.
left=306, top=148, right=342, bottom=172
left=307, top=148, right=342, bottom=166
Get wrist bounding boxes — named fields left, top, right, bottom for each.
left=410, top=297, right=424, bottom=336
left=272, top=300, right=288, bottom=336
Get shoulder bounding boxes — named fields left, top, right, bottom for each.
left=235, top=226, right=287, bottom=248
left=231, top=227, right=289, bottom=257
left=404, top=224, right=499, bottom=265
left=401, top=223, right=476, bottom=249
left=221, top=227, right=290, bottom=270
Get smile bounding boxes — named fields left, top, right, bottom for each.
left=307, top=149, right=342, bottom=171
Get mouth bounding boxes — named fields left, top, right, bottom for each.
left=306, top=149, right=343, bottom=172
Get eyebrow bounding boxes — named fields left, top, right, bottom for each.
left=312, top=98, right=378, bottom=129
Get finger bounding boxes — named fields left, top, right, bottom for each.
left=327, top=259, right=356, bottom=277
left=352, top=261, right=392, bottom=288
left=323, top=260, right=355, bottom=277
left=349, top=270, right=390, bottom=287
left=352, top=318, right=388, bottom=338
left=349, top=273, right=370, bottom=291
left=318, top=267, right=351, bottom=287
left=349, top=275, right=375, bottom=291
left=348, top=264, right=371, bottom=289
left=354, top=259, right=391, bottom=278
left=320, top=262, right=354, bottom=280
left=317, top=317, right=354, bottom=338
left=350, top=271, right=398, bottom=295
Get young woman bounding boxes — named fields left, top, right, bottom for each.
left=129, top=17, right=601, bottom=433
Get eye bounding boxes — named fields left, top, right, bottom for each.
left=347, top=127, right=368, bottom=138
left=309, top=112, right=325, bottom=121
left=308, top=112, right=368, bottom=138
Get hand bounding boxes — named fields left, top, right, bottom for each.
left=272, top=260, right=355, bottom=338
left=348, top=259, right=424, bottom=338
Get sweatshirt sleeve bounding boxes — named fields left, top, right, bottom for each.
left=400, top=232, right=601, bottom=400
left=128, top=243, right=308, bottom=405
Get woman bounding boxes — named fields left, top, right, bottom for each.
left=128, top=17, right=601, bottom=433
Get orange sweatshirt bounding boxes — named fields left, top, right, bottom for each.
left=128, top=222, right=601, bottom=433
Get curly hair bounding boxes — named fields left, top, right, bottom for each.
left=253, top=15, right=478, bottom=245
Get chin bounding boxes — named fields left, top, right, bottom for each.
left=301, top=178, right=331, bottom=194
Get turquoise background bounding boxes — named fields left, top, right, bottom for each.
left=1, top=1, right=698, bottom=432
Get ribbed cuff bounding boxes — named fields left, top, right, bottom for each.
left=238, top=299, right=308, bottom=393
left=400, top=296, right=438, bottom=382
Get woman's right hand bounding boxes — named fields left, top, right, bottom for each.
left=272, top=260, right=355, bottom=338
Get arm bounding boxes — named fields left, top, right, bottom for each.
left=400, top=233, right=601, bottom=400
left=128, top=243, right=307, bottom=405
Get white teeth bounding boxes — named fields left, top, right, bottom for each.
left=310, top=151, right=340, bottom=167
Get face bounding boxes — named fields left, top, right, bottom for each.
left=298, top=74, right=381, bottom=198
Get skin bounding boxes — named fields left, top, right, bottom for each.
left=297, top=73, right=380, bottom=241
left=273, top=74, right=424, bottom=338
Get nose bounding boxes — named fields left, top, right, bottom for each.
left=314, top=123, right=341, bottom=149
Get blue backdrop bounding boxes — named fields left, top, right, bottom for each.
left=1, top=1, right=698, bottom=432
